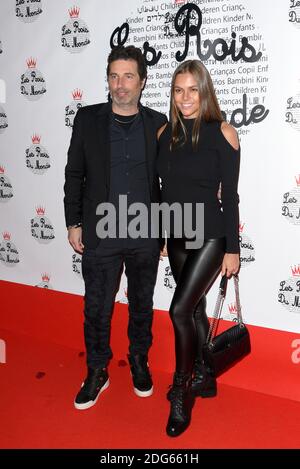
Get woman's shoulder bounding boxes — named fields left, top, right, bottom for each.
left=220, top=122, right=239, bottom=151
left=157, top=122, right=170, bottom=141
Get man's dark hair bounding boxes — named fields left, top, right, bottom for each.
left=106, top=46, right=147, bottom=81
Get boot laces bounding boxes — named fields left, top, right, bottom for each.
left=170, top=385, right=186, bottom=416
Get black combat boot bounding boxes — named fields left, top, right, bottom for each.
left=166, top=372, right=194, bottom=437
left=191, top=359, right=217, bottom=398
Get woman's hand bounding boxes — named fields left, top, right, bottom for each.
left=221, top=253, right=240, bottom=277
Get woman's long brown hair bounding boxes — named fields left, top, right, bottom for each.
left=170, top=60, right=224, bottom=151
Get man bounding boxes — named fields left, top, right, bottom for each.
left=64, top=46, right=167, bottom=410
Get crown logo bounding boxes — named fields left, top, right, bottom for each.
left=175, top=0, right=186, bottom=4
left=239, top=223, right=245, bottom=233
left=228, top=303, right=237, bottom=314
left=42, top=273, right=50, bottom=282
left=3, top=232, right=11, bottom=241
left=0, top=165, right=5, bottom=174
left=72, top=88, right=83, bottom=100
left=26, top=57, right=37, bottom=69
left=295, top=175, right=300, bottom=187
left=291, top=265, right=300, bottom=277
left=36, top=206, right=45, bottom=216
left=69, top=6, right=80, bottom=18
left=31, top=134, right=41, bottom=144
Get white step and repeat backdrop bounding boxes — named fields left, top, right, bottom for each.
left=0, top=0, right=299, bottom=333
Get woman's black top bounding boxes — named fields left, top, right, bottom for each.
left=156, top=118, right=240, bottom=253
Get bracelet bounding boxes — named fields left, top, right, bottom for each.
left=67, top=223, right=82, bottom=230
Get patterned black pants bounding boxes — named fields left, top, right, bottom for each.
left=82, top=241, right=160, bottom=369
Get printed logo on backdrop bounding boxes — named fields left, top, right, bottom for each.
left=278, top=265, right=300, bottom=314
left=16, top=0, right=43, bottom=23
left=31, top=206, right=55, bottom=243
left=20, top=58, right=46, bottom=101
left=65, top=89, right=86, bottom=128
left=282, top=175, right=300, bottom=225
left=72, top=253, right=82, bottom=277
left=239, top=223, right=255, bottom=268
left=26, top=134, right=51, bottom=174
left=164, top=264, right=176, bottom=293
left=61, top=6, right=90, bottom=53
left=0, top=105, right=8, bottom=134
left=222, top=302, right=238, bottom=322
left=289, top=0, right=300, bottom=28
left=0, top=232, right=20, bottom=266
left=109, top=0, right=269, bottom=137
left=35, top=273, right=53, bottom=289
left=0, top=166, right=13, bottom=202
left=0, top=40, right=2, bottom=54
left=285, top=92, right=300, bottom=131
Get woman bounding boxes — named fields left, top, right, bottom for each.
left=157, top=60, right=240, bottom=437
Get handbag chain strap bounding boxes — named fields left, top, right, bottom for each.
left=206, top=274, right=244, bottom=346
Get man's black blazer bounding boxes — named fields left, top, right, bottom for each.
left=64, top=102, right=168, bottom=249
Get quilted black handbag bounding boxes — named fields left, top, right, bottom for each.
left=202, top=275, right=251, bottom=377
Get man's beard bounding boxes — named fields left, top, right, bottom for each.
left=111, top=90, right=139, bottom=108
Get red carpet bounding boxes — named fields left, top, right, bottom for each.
left=1, top=280, right=300, bottom=448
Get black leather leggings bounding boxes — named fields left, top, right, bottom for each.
left=167, top=237, right=225, bottom=374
